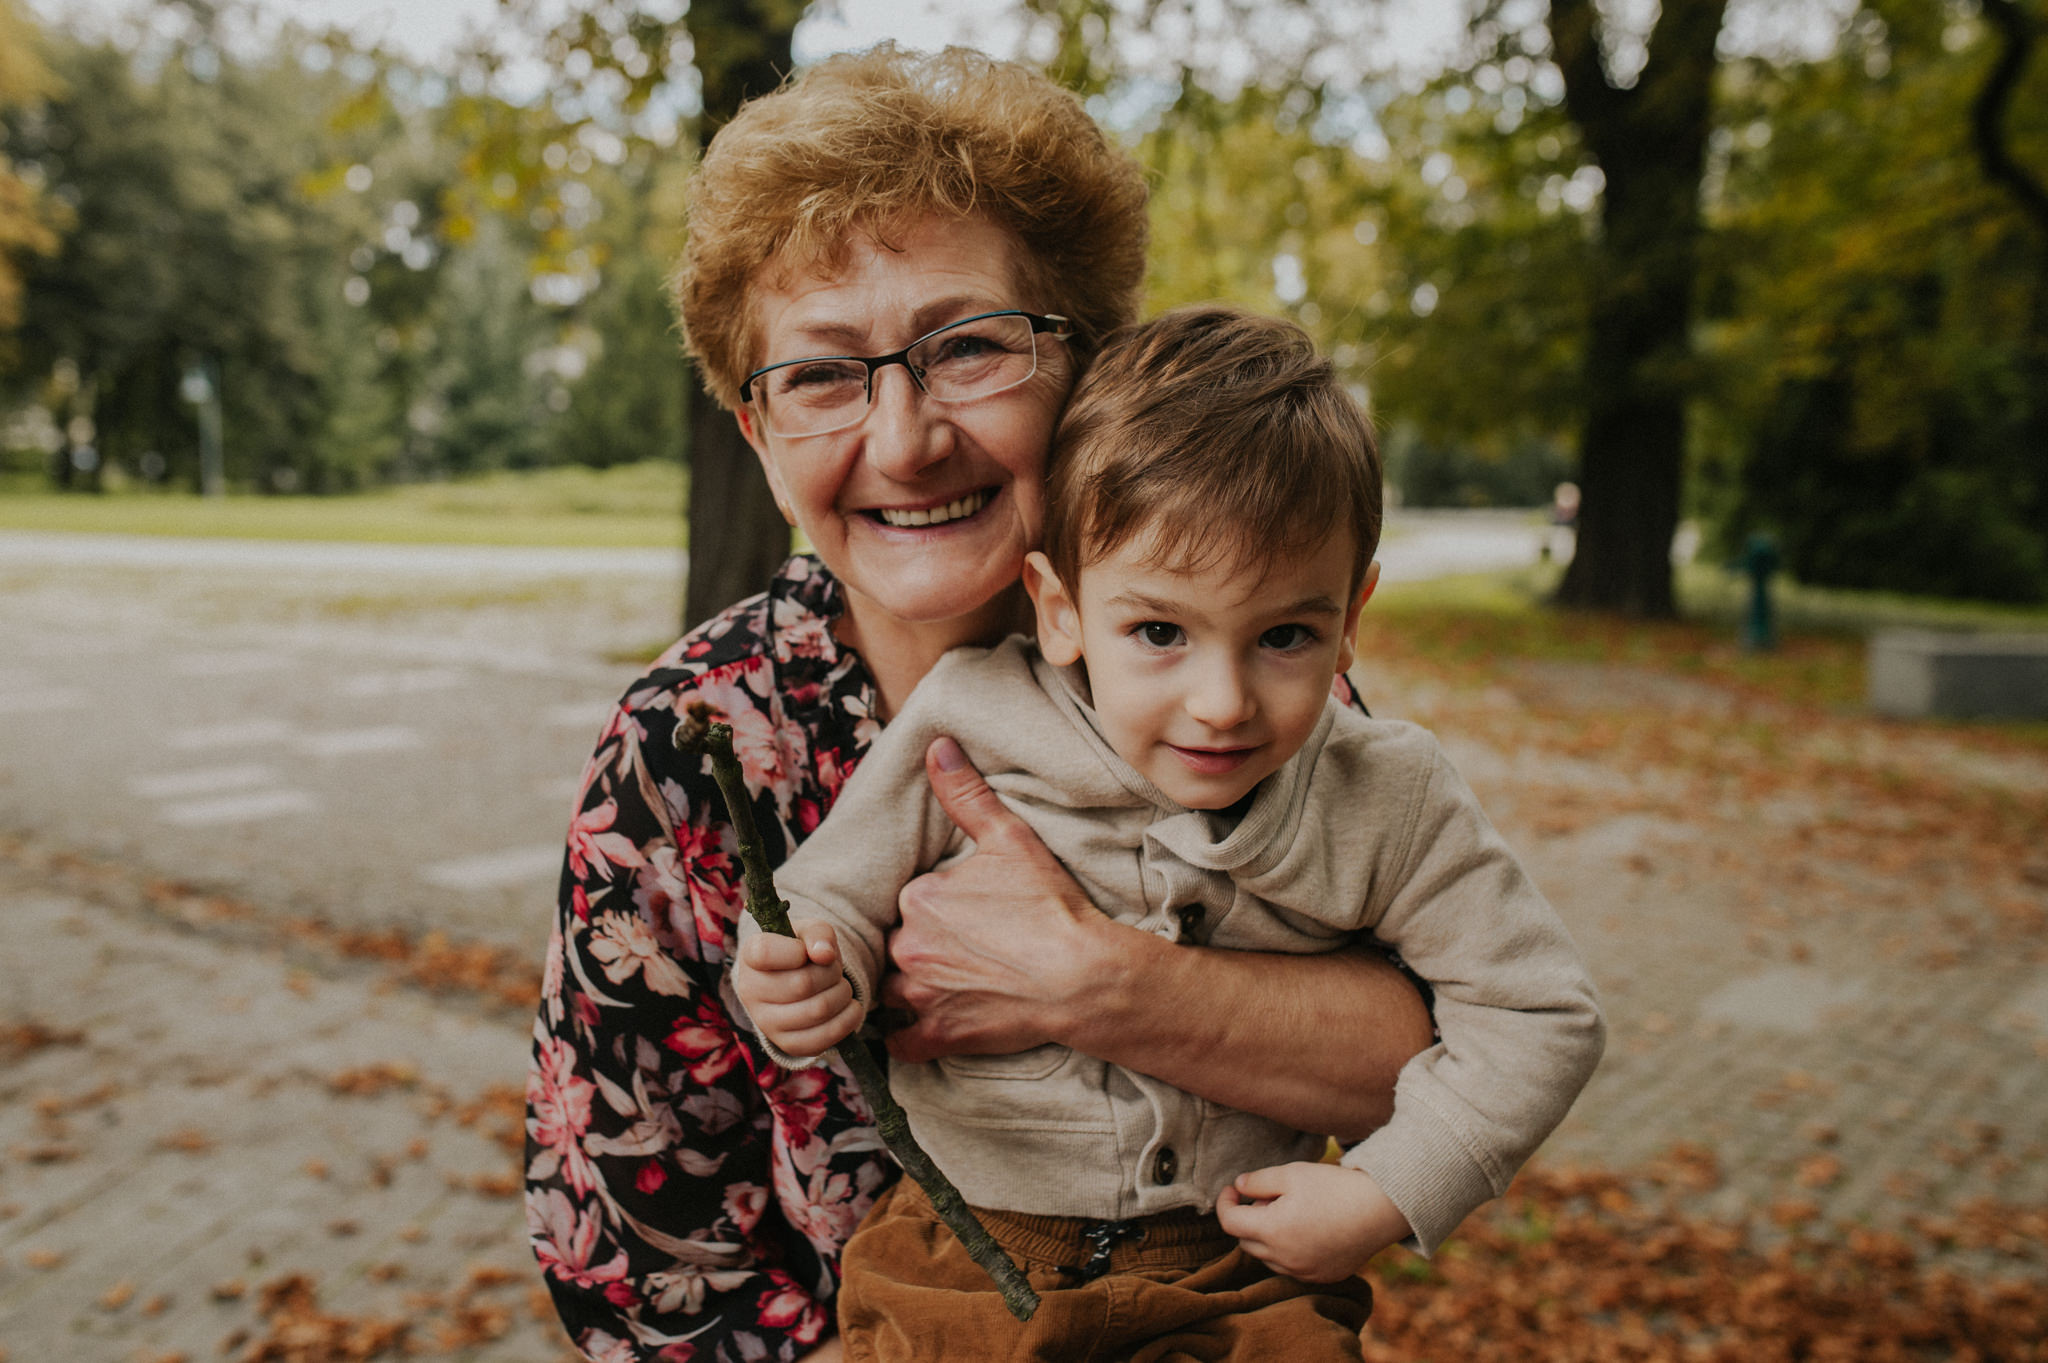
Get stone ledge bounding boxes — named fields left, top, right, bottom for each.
left=1868, top=629, right=2048, bottom=720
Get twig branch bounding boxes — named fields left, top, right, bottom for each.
left=676, top=704, right=1040, bottom=1322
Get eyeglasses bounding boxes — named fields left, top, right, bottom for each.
left=741, top=310, right=1072, bottom=439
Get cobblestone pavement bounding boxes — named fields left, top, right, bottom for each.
left=1, top=528, right=2042, bottom=1358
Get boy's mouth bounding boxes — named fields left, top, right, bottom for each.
left=868, top=489, right=993, bottom=528
left=1166, top=744, right=1257, bottom=775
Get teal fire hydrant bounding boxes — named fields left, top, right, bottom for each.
left=1742, top=533, right=1779, bottom=652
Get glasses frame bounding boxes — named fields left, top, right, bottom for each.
left=740, top=310, right=1072, bottom=438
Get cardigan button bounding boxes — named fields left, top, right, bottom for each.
left=1151, top=1146, right=1178, bottom=1185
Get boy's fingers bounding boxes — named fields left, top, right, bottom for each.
left=1232, top=1165, right=1292, bottom=1201
left=739, top=932, right=810, bottom=970
left=926, top=737, right=1032, bottom=853
left=768, top=992, right=865, bottom=1059
left=796, top=921, right=840, bottom=964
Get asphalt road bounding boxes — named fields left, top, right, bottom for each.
left=0, top=512, right=1564, bottom=959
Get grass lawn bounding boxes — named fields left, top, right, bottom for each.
left=0, top=462, right=690, bottom=548
left=1367, top=562, right=2048, bottom=719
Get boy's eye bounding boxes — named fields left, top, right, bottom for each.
left=1260, top=624, right=1317, bottom=651
left=1136, top=622, right=1183, bottom=648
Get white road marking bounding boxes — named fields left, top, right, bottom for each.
left=163, top=719, right=295, bottom=750
left=169, top=650, right=296, bottom=677
left=158, top=789, right=318, bottom=825
left=0, top=689, right=86, bottom=716
left=130, top=764, right=278, bottom=801
left=1696, top=967, right=1869, bottom=1035
left=547, top=702, right=614, bottom=729
left=294, top=726, right=423, bottom=758
left=419, top=845, right=563, bottom=890
left=339, top=668, right=468, bottom=698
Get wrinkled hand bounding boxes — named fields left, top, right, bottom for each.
left=733, top=921, right=862, bottom=1059
left=1215, top=1162, right=1409, bottom=1283
left=878, top=736, right=1106, bottom=1063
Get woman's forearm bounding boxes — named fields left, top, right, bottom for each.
left=1054, top=923, right=1435, bottom=1141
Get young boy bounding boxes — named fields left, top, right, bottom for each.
left=735, top=306, right=1604, bottom=1361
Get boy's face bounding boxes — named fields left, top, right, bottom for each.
left=1024, top=531, right=1377, bottom=810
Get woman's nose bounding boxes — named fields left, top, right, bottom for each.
left=859, top=365, right=954, bottom=480
left=1185, top=659, right=1255, bottom=730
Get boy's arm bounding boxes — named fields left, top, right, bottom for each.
left=1338, top=741, right=1607, bottom=1255
left=732, top=709, right=957, bottom=1057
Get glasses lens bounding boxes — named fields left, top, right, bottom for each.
left=910, top=314, right=1038, bottom=403
left=760, top=360, right=869, bottom=436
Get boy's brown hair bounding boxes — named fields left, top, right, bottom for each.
left=1043, top=305, right=1382, bottom=594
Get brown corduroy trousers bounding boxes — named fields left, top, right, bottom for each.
left=837, top=1180, right=1373, bottom=1363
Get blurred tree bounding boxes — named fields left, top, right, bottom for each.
left=6, top=26, right=350, bottom=490
left=1543, top=0, right=1729, bottom=617
left=0, top=0, right=65, bottom=340
left=496, top=0, right=803, bottom=630
left=1699, top=0, right=2048, bottom=602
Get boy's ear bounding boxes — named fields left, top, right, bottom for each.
left=1335, top=560, right=1380, bottom=674
left=1023, top=552, right=1084, bottom=666
left=735, top=407, right=797, bottom=526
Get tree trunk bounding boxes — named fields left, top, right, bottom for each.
left=680, top=1, right=801, bottom=631
left=1550, top=0, right=1728, bottom=618
left=685, top=394, right=794, bottom=629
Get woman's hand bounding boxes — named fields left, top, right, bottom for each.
left=877, top=737, right=1111, bottom=1062
left=1215, top=1162, right=1410, bottom=1283
left=734, top=922, right=863, bottom=1059
left=797, top=1336, right=845, bottom=1363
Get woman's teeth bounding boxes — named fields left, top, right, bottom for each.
left=876, top=492, right=989, bottom=528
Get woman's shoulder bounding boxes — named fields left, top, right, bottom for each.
left=619, top=555, right=849, bottom=709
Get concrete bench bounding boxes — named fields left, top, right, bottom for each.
left=1868, top=629, right=2048, bottom=720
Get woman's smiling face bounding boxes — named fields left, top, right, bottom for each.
left=738, top=214, right=1072, bottom=644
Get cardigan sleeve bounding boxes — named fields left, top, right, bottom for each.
left=1335, top=736, right=1606, bottom=1254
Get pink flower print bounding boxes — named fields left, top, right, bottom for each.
left=765, top=1064, right=832, bottom=1151
left=773, top=1146, right=863, bottom=1258
left=529, top=1188, right=629, bottom=1291
left=689, top=669, right=802, bottom=808
left=589, top=912, right=694, bottom=998
left=527, top=1037, right=601, bottom=1198
left=567, top=800, right=646, bottom=883
left=757, top=1269, right=826, bottom=1344
left=722, top=1181, right=769, bottom=1236
left=541, top=921, right=567, bottom=1024
left=636, top=1160, right=667, bottom=1195
left=664, top=1003, right=742, bottom=1086
left=575, top=1331, right=643, bottom=1363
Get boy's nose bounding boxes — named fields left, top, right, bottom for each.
left=1184, top=661, right=1255, bottom=730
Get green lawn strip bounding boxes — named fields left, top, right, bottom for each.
left=0, top=463, right=690, bottom=548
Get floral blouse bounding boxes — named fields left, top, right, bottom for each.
left=524, top=555, right=1385, bottom=1362
left=526, top=556, right=889, bottom=1363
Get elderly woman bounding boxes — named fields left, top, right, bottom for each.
left=526, top=45, right=1434, bottom=1363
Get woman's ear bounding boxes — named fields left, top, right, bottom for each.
left=1023, top=552, right=1084, bottom=666
left=735, top=407, right=797, bottom=526
left=1336, top=560, right=1380, bottom=674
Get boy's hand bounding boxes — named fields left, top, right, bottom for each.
left=733, top=922, right=862, bottom=1059
left=1215, top=1162, right=1410, bottom=1282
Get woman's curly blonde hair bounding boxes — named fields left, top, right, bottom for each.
left=673, top=44, right=1150, bottom=412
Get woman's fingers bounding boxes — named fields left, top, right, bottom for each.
left=926, top=737, right=1036, bottom=854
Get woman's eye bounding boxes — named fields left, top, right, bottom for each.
left=1261, top=624, right=1316, bottom=651
left=1136, top=622, right=1183, bottom=648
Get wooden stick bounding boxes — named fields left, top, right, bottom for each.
left=677, top=705, right=1040, bottom=1322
